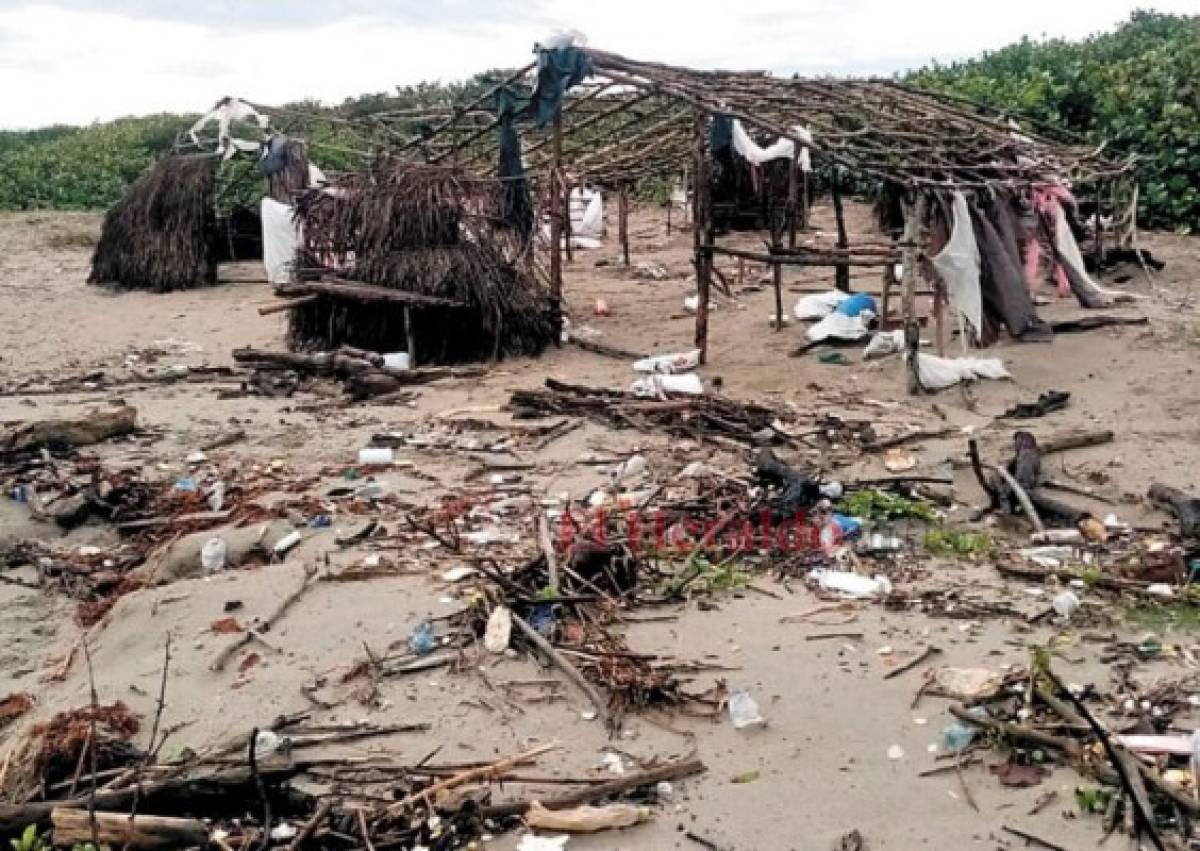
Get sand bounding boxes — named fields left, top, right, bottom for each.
left=1, top=200, right=1199, bottom=850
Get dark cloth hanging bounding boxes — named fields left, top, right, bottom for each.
left=710, top=114, right=733, bottom=153
left=969, top=201, right=1049, bottom=341
left=986, top=195, right=1024, bottom=271
left=496, top=86, right=533, bottom=238
left=528, top=46, right=593, bottom=127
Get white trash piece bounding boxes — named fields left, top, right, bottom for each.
left=383, top=352, right=411, bottom=371
left=516, top=835, right=570, bottom=851
left=1147, top=583, right=1175, bottom=598
left=1051, top=590, right=1080, bottom=620
left=200, top=537, right=227, bottom=573
left=358, top=447, right=394, bottom=465
left=484, top=605, right=513, bottom=653
left=810, top=569, right=892, bottom=599
left=805, top=310, right=874, bottom=343
left=906, top=352, right=1010, bottom=390
left=632, top=349, right=701, bottom=374
left=728, top=688, right=765, bottom=729
left=261, top=198, right=302, bottom=284
left=683, top=294, right=717, bottom=313
left=793, top=289, right=849, bottom=320
left=630, top=373, right=703, bottom=398
left=273, top=530, right=302, bottom=557
left=863, top=330, right=905, bottom=360
left=609, top=454, right=647, bottom=483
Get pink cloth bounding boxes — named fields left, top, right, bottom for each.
left=1031, top=184, right=1077, bottom=297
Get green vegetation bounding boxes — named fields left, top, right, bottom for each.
left=909, top=11, right=1200, bottom=231
left=9, top=826, right=47, bottom=851
left=923, top=528, right=991, bottom=556
left=836, top=489, right=937, bottom=522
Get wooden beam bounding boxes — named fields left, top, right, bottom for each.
left=619, top=185, right=630, bottom=266
left=276, top=281, right=466, bottom=308
left=692, top=109, right=712, bottom=364
left=831, top=169, right=850, bottom=292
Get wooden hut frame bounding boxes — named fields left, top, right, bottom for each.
left=271, top=47, right=1131, bottom=389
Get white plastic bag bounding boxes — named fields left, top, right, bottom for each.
left=805, top=310, right=874, bottom=343
left=632, top=350, right=701, bottom=374
left=793, top=290, right=848, bottom=320
left=907, top=352, right=1010, bottom=390
left=810, top=569, right=892, bottom=599
left=863, top=330, right=905, bottom=360
left=630, top=373, right=703, bottom=397
left=930, top=191, right=983, bottom=346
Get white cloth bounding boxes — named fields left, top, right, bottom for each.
left=261, top=198, right=301, bottom=285
left=793, top=289, right=849, bottom=321
left=907, top=352, right=1009, bottom=390
left=930, top=191, right=983, bottom=348
left=571, top=187, right=604, bottom=238
left=863, top=330, right=905, bottom=360
left=805, top=310, right=875, bottom=343
left=189, top=97, right=268, bottom=159
left=731, top=119, right=812, bottom=172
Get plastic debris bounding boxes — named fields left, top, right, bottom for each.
left=357, top=447, right=394, bottom=465
left=728, top=688, right=765, bottom=729
left=811, top=569, right=892, bottom=598
left=1052, top=590, right=1081, bottom=620
left=793, top=290, right=849, bottom=320
left=516, top=836, right=569, bottom=851
left=884, top=447, right=916, bottom=472
left=906, top=352, right=1010, bottom=389
left=939, top=706, right=989, bottom=753
left=484, top=605, right=512, bottom=653
left=932, top=667, right=1002, bottom=700
left=864, top=330, right=905, bottom=360
left=630, top=373, right=704, bottom=397
left=273, top=530, right=302, bottom=557
left=407, top=620, right=437, bottom=655
left=632, top=350, right=700, bottom=374
left=887, top=744, right=905, bottom=761
left=200, top=538, right=227, bottom=573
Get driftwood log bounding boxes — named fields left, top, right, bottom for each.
left=276, top=280, right=467, bottom=308
left=51, top=809, right=207, bottom=851
left=1, top=406, right=136, bottom=455
left=1148, top=484, right=1200, bottom=539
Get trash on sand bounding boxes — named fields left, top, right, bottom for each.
left=1146, top=583, right=1174, bottom=598
left=811, top=569, right=892, bottom=598
left=269, top=822, right=297, bottom=841
left=610, top=454, right=648, bottom=484
left=357, top=447, right=394, bottom=465
left=525, top=801, right=648, bottom=833
left=818, top=351, right=851, bottom=365
left=633, top=261, right=668, bottom=280
left=407, top=620, right=437, bottom=655
left=630, top=373, right=703, bottom=397
left=728, top=688, right=765, bottom=729
left=1051, top=590, right=1081, bottom=620
left=836, top=292, right=877, bottom=318
left=806, top=310, right=875, bottom=343
left=793, top=290, right=849, bottom=320
left=1078, top=517, right=1108, bottom=543
left=273, top=530, right=302, bottom=557
left=730, top=770, right=760, bottom=783
left=931, top=667, right=1002, bottom=700
left=940, top=706, right=988, bottom=753
left=906, top=352, right=1009, bottom=390
left=864, top=330, right=905, bottom=360
left=442, top=566, right=477, bottom=582
left=200, top=537, right=227, bottom=573
left=887, top=744, right=905, bottom=761
left=884, top=447, right=916, bottom=472
left=382, top=352, right=411, bottom=371
left=484, top=605, right=513, bottom=653
left=1000, top=390, right=1070, bottom=419
left=633, top=350, right=700, bottom=374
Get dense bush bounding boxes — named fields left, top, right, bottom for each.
left=909, top=11, right=1200, bottom=231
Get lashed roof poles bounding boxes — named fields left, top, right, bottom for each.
left=549, top=105, right=564, bottom=322
left=692, top=108, right=714, bottom=365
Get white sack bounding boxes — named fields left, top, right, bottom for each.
left=907, top=352, right=1010, bottom=390
left=261, top=198, right=301, bottom=285
left=805, top=310, right=874, bottom=343
left=731, top=119, right=812, bottom=172
left=793, top=289, right=849, bottom=320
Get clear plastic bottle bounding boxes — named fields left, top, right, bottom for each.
left=200, top=537, right=227, bottom=573
left=728, top=688, right=765, bottom=729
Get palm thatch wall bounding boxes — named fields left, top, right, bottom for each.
left=88, top=155, right=220, bottom=293
left=290, top=162, right=555, bottom=363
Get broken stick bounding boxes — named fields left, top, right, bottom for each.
left=511, top=612, right=610, bottom=727
left=211, top=567, right=317, bottom=671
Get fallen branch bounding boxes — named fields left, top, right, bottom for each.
left=212, top=568, right=317, bottom=672
left=386, top=742, right=559, bottom=814
left=510, top=613, right=610, bottom=727
left=51, top=809, right=207, bottom=851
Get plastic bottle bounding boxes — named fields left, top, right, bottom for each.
left=939, top=706, right=988, bottom=753
left=728, top=688, right=765, bottom=729
left=200, top=538, right=227, bottom=573
left=407, top=620, right=437, bottom=655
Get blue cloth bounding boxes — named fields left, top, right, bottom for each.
left=496, top=86, right=533, bottom=237
left=529, top=46, right=594, bottom=128
left=836, top=293, right=878, bottom=318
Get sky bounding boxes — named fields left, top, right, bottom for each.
left=0, top=1, right=1195, bottom=130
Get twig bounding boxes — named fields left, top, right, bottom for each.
left=1040, top=668, right=1164, bottom=851
left=805, top=631, right=864, bottom=641
left=287, top=799, right=332, bottom=850
left=148, top=634, right=172, bottom=758
left=1029, top=790, right=1059, bottom=816
left=510, top=612, right=610, bottom=727
left=356, top=809, right=375, bottom=851
left=81, top=635, right=99, bottom=849
left=212, top=567, right=317, bottom=671
left=249, top=729, right=271, bottom=851
left=955, top=755, right=979, bottom=812
left=1001, top=825, right=1068, bottom=851
left=386, top=742, right=559, bottom=813
left=884, top=645, right=941, bottom=680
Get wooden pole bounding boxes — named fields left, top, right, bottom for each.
left=692, top=110, right=712, bottom=364
left=901, top=193, right=925, bottom=395
left=933, top=279, right=947, bottom=356
left=1093, top=180, right=1104, bottom=277
left=788, top=150, right=799, bottom=250
left=549, top=108, right=563, bottom=306
left=772, top=259, right=783, bottom=330
left=404, top=305, right=418, bottom=367
left=831, top=169, right=850, bottom=292
left=619, top=185, right=630, bottom=266
left=563, top=178, right=574, bottom=265
left=800, top=169, right=810, bottom=231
